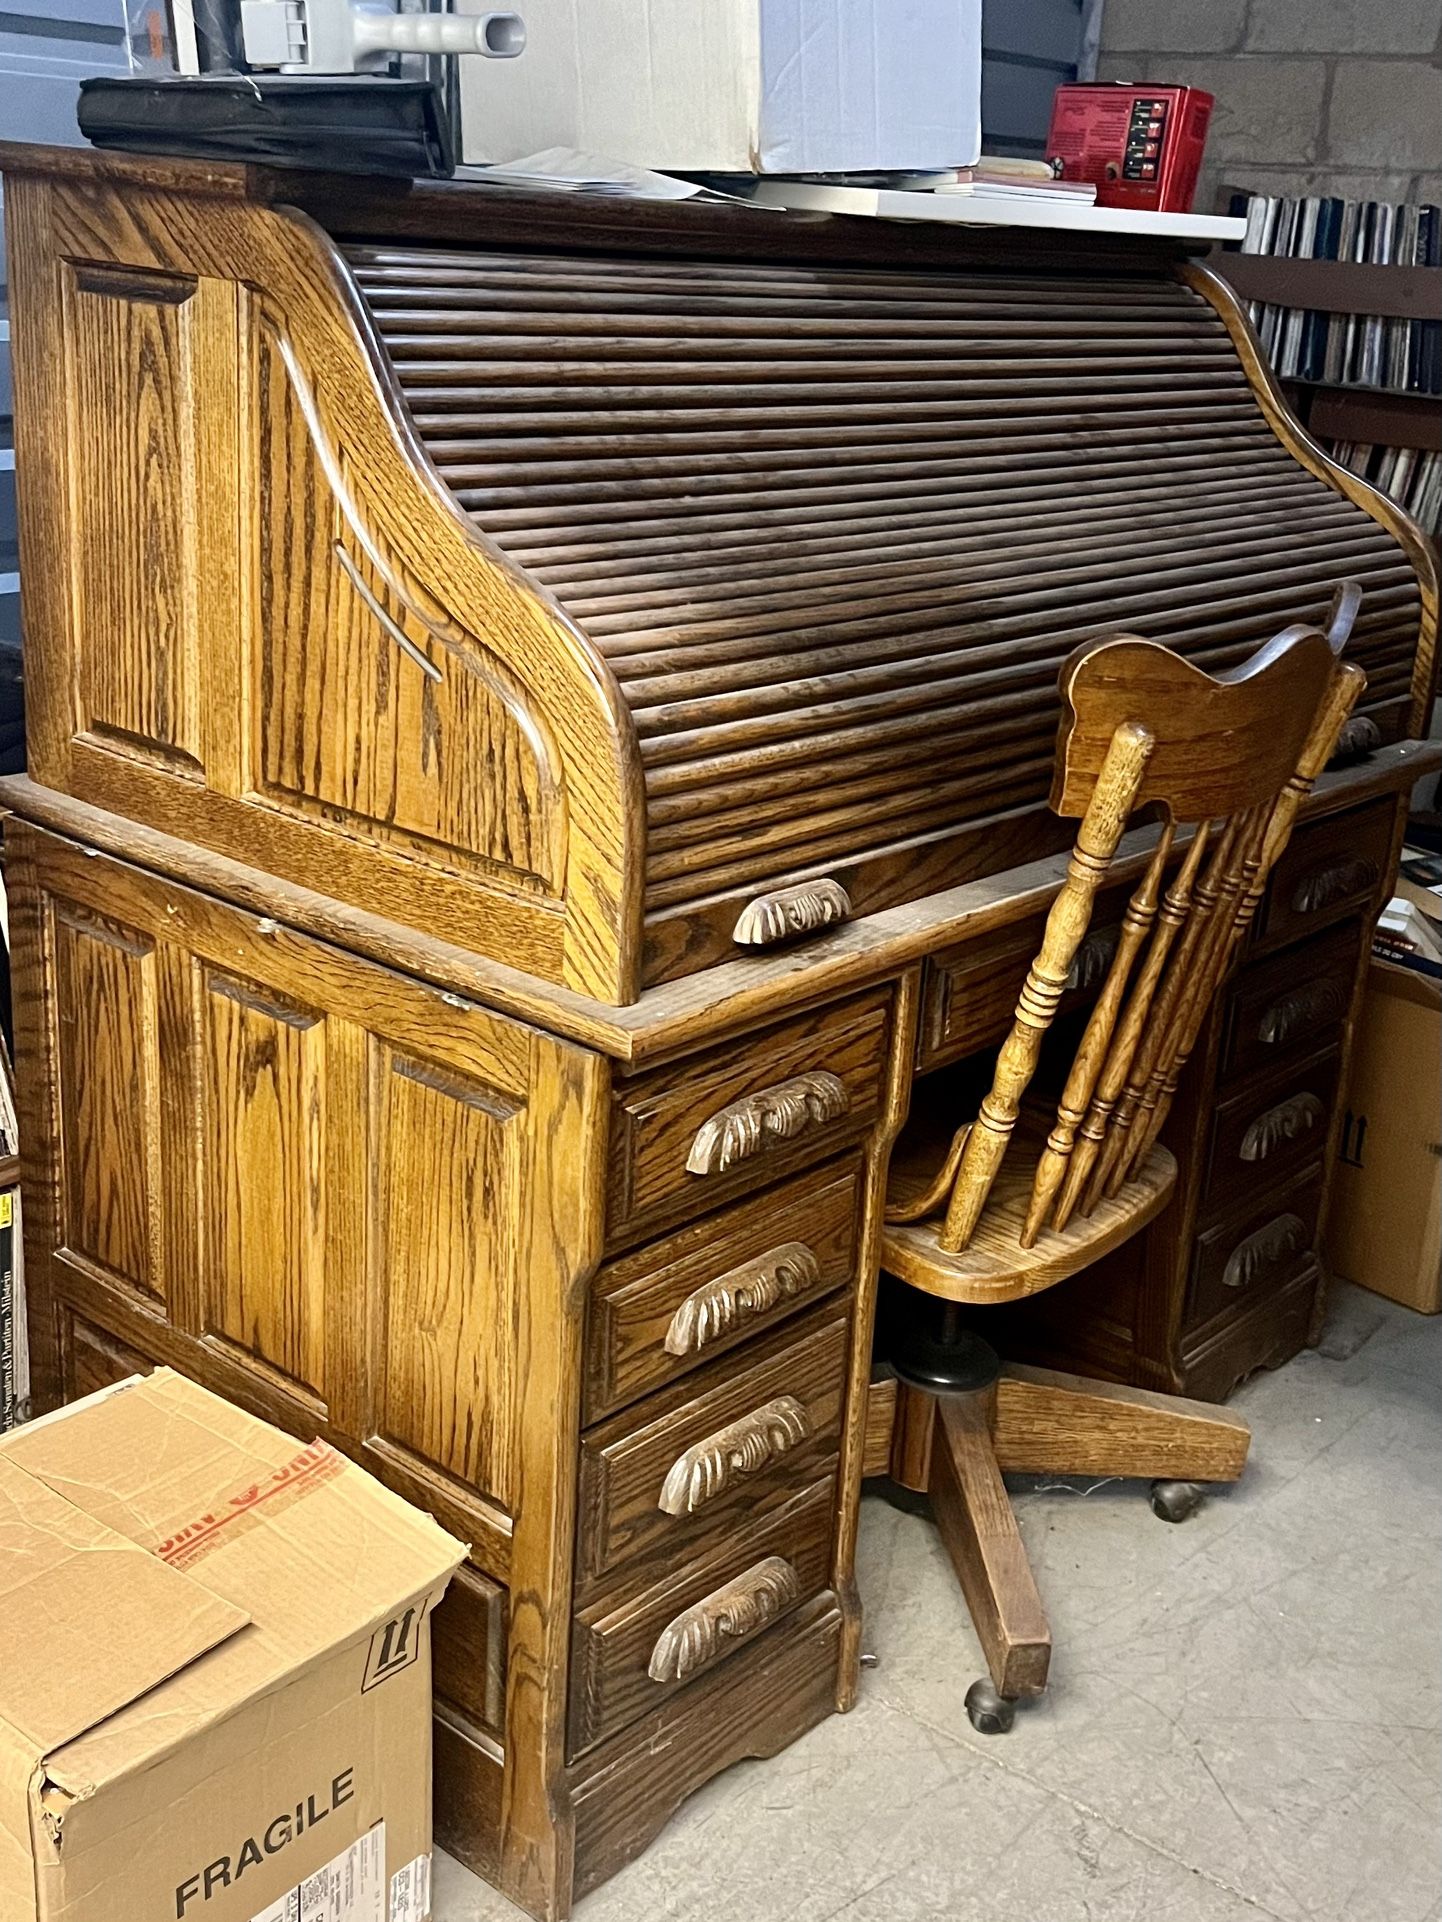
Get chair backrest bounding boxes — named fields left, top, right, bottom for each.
left=936, top=609, right=1368, bottom=1256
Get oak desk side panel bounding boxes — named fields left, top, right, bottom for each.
left=2, top=162, right=642, bottom=1001
left=4, top=817, right=609, bottom=1917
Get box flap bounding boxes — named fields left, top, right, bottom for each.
left=3, top=1372, right=466, bottom=1792
left=0, top=1453, right=249, bottom=1759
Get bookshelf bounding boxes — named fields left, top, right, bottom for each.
left=1217, top=253, right=1441, bottom=323
left=1214, top=252, right=1442, bottom=453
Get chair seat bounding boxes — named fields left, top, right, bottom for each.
left=881, top=1114, right=1177, bottom=1305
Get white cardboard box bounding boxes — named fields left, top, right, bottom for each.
left=458, top=0, right=983, bottom=173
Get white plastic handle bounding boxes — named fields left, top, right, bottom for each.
left=351, top=6, right=525, bottom=57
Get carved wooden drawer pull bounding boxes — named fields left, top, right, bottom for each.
left=733, top=881, right=851, bottom=949
left=658, top=1395, right=812, bottom=1516
left=664, top=1241, right=822, bottom=1357
left=1330, top=715, right=1381, bottom=763
left=1240, top=1093, right=1325, bottom=1163
left=1065, top=924, right=1120, bottom=991
left=647, top=1556, right=802, bottom=1684
left=1258, top=980, right=1348, bottom=1047
left=686, top=1071, right=849, bottom=1176
left=1290, top=857, right=1379, bottom=916
left=1222, top=1213, right=1306, bottom=1289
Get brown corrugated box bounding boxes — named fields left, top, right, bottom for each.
left=0, top=1369, right=466, bottom=1921
left=1330, top=958, right=1442, bottom=1315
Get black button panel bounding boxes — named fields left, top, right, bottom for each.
left=1123, top=96, right=1168, bottom=180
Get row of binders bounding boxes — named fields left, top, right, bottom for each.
left=1324, top=441, right=1442, bottom=537
left=1228, top=193, right=1441, bottom=394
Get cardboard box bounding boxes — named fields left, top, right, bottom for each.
left=1330, top=959, right=1442, bottom=1314
left=0, top=1370, right=466, bottom=1922
left=457, top=0, right=983, bottom=173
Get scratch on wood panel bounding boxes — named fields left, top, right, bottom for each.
left=333, top=540, right=442, bottom=682
left=268, top=324, right=564, bottom=804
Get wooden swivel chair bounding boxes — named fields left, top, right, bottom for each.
left=877, top=618, right=1366, bottom=1734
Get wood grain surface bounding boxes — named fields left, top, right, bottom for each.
left=2, top=137, right=1429, bottom=1005
left=569, top=1481, right=832, bottom=1755
left=4, top=818, right=609, bottom=1921
left=3, top=137, right=1434, bottom=1920
left=585, top=1156, right=862, bottom=1420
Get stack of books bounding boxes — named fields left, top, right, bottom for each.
left=753, top=155, right=1101, bottom=220
left=1228, top=192, right=1441, bottom=393
left=899, top=159, right=1097, bottom=205
left=1322, top=442, right=1442, bottom=536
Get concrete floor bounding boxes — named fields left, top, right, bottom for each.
left=436, top=1283, right=1441, bottom=1922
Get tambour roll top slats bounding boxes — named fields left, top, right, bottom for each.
left=346, top=241, right=1423, bottom=956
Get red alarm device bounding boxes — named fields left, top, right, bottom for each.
left=1046, top=82, right=1214, bottom=213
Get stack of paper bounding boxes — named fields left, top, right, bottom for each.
left=456, top=149, right=742, bottom=202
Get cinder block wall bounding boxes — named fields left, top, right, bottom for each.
left=1097, top=0, right=1442, bottom=209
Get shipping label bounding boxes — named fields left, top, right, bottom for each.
left=248, top=1823, right=385, bottom=1922
left=389, top=1852, right=432, bottom=1922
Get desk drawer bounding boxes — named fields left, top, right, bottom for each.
left=917, top=899, right=1125, bottom=1072
left=585, top=1157, right=863, bottom=1422
left=1187, top=1167, right=1323, bottom=1332
left=1222, top=923, right=1360, bottom=1082
left=608, top=989, right=889, bottom=1246
left=432, top=1564, right=508, bottom=1742
left=1260, top=801, right=1392, bottom=950
left=569, top=1480, right=833, bottom=1757
left=577, top=1307, right=848, bottom=1589
left=1201, top=1049, right=1341, bottom=1222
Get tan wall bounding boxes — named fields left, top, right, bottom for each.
left=1097, top=0, right=1442, bottom=210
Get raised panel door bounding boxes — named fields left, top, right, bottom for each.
left=199, top=968, right=330, bottom=1398
left=9, top=823, right=603, bottom=1560
left=375, top=1046, right=522, bottom=1507
left=50, top=903, right=164, bottom=1299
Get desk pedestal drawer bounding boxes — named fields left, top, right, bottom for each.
left=1223, top=923, right=1360, bottom=1080
left=569, top=1598, right=842, bottom=1904
left=569, top=1480, right=833, bottom=1757
left=577, top=1308, right=848, bottom=1589
left=1187, top=1168, right=1323, bottom=1333
left=585, top=1157, right=862, bottom=1422
left=607, top=990, right=889, bottom=1247
left=1202, top=1050, right=1340, bottom=1218
left=1259, top=800, right=1392, bottom=950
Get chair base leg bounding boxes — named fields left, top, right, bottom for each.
left=929, top=1387, right=1051, bottom=1706
left=993, top=1363, right=1251, bottom=1483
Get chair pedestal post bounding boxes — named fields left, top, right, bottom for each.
left=889, top=1296, right=1002, bottom=1398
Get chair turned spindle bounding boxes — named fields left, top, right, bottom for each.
left=939, top=719, right=1155, bottom=1254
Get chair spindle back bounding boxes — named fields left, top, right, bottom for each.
left=934, top=615, right=1367, bottom=1257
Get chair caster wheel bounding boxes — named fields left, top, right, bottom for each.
left=1151, top=1478, right=1208, bottom=1523
left=965, top=1679, right=1017, bottom=1734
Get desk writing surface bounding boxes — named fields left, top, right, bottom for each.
left=1, top=742, right=1434, bottom=1066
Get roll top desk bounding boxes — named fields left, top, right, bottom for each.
left=0, top=143, right=1435, bottom=1918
